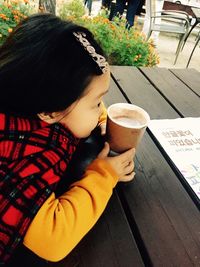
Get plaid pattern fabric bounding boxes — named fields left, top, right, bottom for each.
left=0, top=113, right=79, bottom=264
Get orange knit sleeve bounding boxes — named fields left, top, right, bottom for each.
left=23, top=159, right=118, bottom=262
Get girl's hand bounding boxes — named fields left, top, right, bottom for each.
left=98, top=142, right=136, bottom=182
left=98, top=122, right=106, bottom=136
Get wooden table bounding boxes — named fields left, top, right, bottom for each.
left=11, top=67, right=200, bottom=267
left=49, top=66, right=200, bottom=267
left=163, top=1, right=196, bottom=17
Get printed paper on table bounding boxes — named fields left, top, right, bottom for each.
left=149, top=117, right=200, bottom=200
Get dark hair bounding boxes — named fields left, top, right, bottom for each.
left=0, top=13, right=107, bottom=116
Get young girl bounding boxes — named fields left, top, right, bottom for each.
left=0, top=14, right=135, bottom=265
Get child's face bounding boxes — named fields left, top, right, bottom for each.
left=55, top=68, right=110, bottom=138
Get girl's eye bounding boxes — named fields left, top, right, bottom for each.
left=97, top=102, right=101, bottom=107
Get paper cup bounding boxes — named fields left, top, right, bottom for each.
left=106, top=103, right=150, bottom=153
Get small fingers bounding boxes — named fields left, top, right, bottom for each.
left=122, top=156, right=135, bottom=167
left=120, top=148, right=135, bottom=163
left=120, top=171, right=135, bottom=182
left=99, top=123, right=106, bottom=135
left=124, top=161, right=134, bottom=174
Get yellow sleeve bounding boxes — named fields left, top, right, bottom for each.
left=98, top=102, right=107, bottom=125
left=23, top=159, right=118, bottom=262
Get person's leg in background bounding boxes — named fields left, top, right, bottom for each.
left=102, top=0, right=112, bottom=18
left=85, top=0, right=93, bottom=15
left=101, top=0, right=112, bottom=9
left=111, top=0, right=126, bottom=20
left=126, top=0, right=142, bottom=28
left=134, top=0, right=145, bottom=24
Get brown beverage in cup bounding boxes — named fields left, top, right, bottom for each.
left=106, top=103, right=150, bottom=153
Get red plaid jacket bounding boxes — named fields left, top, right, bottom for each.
left=0, top=113, right=79, bottom=264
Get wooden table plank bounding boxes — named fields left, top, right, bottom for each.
left=169, top=68, right=200, bottom=97
left=110, top=66, right=200, bottom=266
left=76, top=192, right=144, bottom=267
left=110, top=66, right=179, bottom=120
left=118, top=133, right=200, bottom=266
left=139, top=67, right=200, bottom=117
left=49, top=192, right=144, bottom=267
left=131, top=66, right=200, bottom=203
left=103, top=78, right=127, bottom=107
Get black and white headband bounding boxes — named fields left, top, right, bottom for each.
left=73, top=32, right=109, bottom=74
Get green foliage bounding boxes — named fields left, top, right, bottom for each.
left=0, top=0, right=32, bottom=45
left=58, top=0, right=85, bottom=20
left=0, top=0, right=159, bottom=67
left=65, top=13, right=159, bottom=67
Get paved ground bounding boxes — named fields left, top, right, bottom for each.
left=156, top=33, right=200, bottom=71
left=88, top=0, right=200, bottom=72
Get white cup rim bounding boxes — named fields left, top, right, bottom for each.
left=107, top=103, right=150, bottom=129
